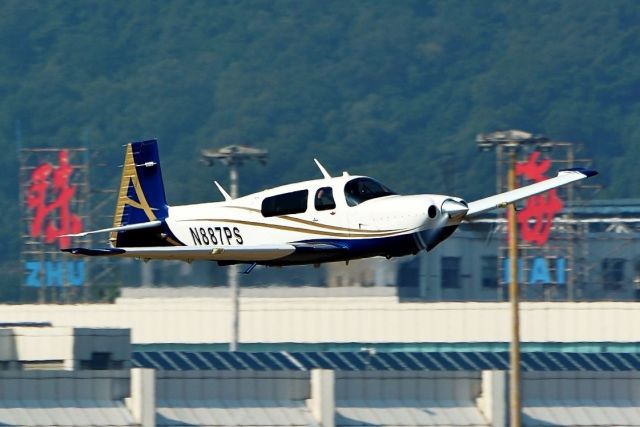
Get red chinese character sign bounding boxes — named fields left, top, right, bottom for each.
left=21, top=148, right=88, bottom=291
left=26, top=150, right=83, bottom=248
left=515, top=151, right=563, bottom=246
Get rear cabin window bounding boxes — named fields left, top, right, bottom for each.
left=261, top=190, right=309, bottom=217
left=315, top=187, right=336, bottom=211
left=344, top=178, right=396, bottom=207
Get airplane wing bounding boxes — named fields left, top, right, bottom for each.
left=62, top=241, right=348, bottom=262
left=63, top=244, right=297, bottom=261
left=466, top=168, right=597, bottom=218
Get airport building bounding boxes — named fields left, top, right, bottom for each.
left=325, top=199, right=640, bottom=302
left=1, top=291, right=640, bottom=426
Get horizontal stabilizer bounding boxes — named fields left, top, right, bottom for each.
left=61, top=220, right=162, bottom=237
left=466, top=168, right=598, bottom=218
left=62, top=248, right=126, bottom=256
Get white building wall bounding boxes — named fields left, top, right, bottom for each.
left=0, top=297, right=639, bottom=344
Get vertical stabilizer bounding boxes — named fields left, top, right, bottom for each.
left=111, top=140, right=168, bottom=244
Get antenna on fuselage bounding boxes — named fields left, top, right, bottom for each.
left=214, top=181, right=232, bottom=201
left=314, top=159, right=331, bottom=179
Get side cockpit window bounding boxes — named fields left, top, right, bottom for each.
left=344, top=178, right=396, bottom=207
left=315, top=187, right=336, bottom=211
left=262, top=190, right=309, bottom=217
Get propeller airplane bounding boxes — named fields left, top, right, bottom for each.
left=62, top=140, right=598, bottom=271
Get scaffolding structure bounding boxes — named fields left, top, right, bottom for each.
left=19, top=148, right=91, bottom=303
left=493, top=141, right=595, bottom=301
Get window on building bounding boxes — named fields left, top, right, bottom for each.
left=261, top=190, right=309, bottom=217
left=602, top=258, right=626, bottom=290
left=441, top=256, right=461, bottom=289
left=481, top=256, right=498, bottom=288
left=314, top=187, right=336, bottom=211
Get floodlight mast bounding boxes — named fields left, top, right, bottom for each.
left=202, top=145, right=268, bottom=352
left=476, top=130, right=549, bottom=427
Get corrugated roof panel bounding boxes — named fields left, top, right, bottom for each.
left=600, top=352, right=632, bottom=370
left=336, top=400, right=489, bottom=426
left=290, top=352, right=317, bottom=370
left=447, top=352, right=475, bottom=370
left=463, top=352, right=493, bottom=370
left=182, top=351, right=210, bottom=370
left=377, top=353, right=406, bottom=370
left=430, top=352, right=458, bottom=370
left=216, top=352, right=247, bottom=369
left=323, top=352, right=356, bottom=371
left=341, top=352, right=368, bottom=370
left=253, top=352, right=285, bottom=370
left=574, top=352, right=606, bottom=371
left=164, top=351, right=194, bottom=370
left=146, top=351, right=176, bottom=370
left=157, top=400, right=316, bottom=427
left=235, top=352, right=267, bottom=371
left=135, top=350, right=640, bottom=372
left=521, top=353, right=544, bottom=371
left=304, top=352, right=334, bottom=369
left=271, top=352, right=304, bottom=370
left=619, top=353, right=640, bottom=370
left=0, top=400, right=136, bottom=427
left=364, top=354, right=389, bottom=371
left=200, top=351, right=231, bottom=369
left=409, top=352, right=440, bottom=370
left=549, top=352, right=583, bottom=370
left=530, top=352, right=561, bottom=370
left=132, top=351, right=154, bottom=368
left=392, top=352, right=422, bottom=370
left=524, top=400, right=640, bottom=426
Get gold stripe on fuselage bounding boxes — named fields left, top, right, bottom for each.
left=179, top=218, right=415, bottom=238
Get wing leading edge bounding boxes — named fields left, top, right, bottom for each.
left=466, top=168, right=597, bottom=218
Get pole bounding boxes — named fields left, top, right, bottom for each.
left=229, top=163, right=239, bottom=351
left=508, top=149, right=521, bottom=427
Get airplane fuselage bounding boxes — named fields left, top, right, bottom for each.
left=153, top=175, right=467, bottom=265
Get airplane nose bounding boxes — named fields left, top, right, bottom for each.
left=441, top=199, right=469, bottom=220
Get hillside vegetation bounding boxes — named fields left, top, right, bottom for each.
left=0, top=1, right=637, bottom=294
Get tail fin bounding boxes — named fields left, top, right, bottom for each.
left=111, top=140, right=168, bottom=243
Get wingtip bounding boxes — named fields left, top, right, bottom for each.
left=560, top=167, right=598, bottom=178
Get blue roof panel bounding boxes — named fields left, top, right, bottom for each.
left=133, top=350, right=640, bottom=372
left=200, top=352, right=231, bottom=370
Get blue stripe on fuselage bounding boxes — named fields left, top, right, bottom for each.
left=270, top=225, right=459, bottom=266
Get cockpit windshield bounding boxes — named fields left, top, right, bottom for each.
left=344, top=177, right=396, bottom=207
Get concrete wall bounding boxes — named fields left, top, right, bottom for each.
left=0, top=298, right=639, bottom=344
left=0, top=370, right=130, bottom=400
left=0, top=326, right=130, bottom=369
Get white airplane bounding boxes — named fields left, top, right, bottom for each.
left=63, top=139, right=597, bottom=271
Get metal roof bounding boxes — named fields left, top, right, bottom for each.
left=524, top=400, right=640, bottom=426
left=157, top=400, right=317, bottom=427
left=337, top=400, right=488, bottom=426
left=0, top=400, right=136, bottom=426
left=132, top=351, right=640, bottom=372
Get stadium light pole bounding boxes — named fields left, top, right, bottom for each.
left=476, top=130, right=549, bottom=427
left=201, top=145, right=268, bottom=352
